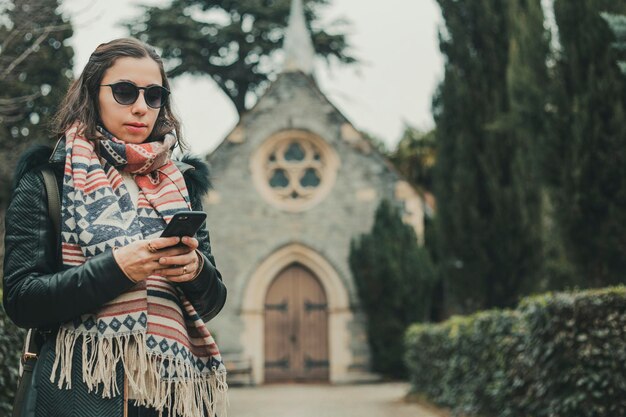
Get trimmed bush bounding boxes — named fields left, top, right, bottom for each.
left=350, top=200, right=435, bottom=378
left=406, top=310, right=524, bottom=416
left=519, top=288, right=626, bottom=417
left=0, top=290, right=25, bottom=415
left=405, top=286, right=626, bottom=417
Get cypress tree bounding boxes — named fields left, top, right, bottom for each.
left=433, top=0, right=549, bottom=313
left=505, top=0, right=560, bottom=292
left=546, top=0, right=626, bottom=287
left=349, top=200, right=435, bottom=377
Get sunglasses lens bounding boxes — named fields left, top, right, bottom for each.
left=111, top=82, right=138, bottom=105
left=106, top=82, right=169, bottom=108
left=145, top=86, right=167, bottom=108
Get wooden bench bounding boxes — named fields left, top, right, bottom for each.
left=223, top=355, right=254, bottom=386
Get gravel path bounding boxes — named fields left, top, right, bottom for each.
left=226, top=382, right=446, bottom=417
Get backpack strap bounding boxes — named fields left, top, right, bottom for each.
left=41, top=167, right=61, bottom=240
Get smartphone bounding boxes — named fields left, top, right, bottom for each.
left=160, top=211, right=207, bottom=245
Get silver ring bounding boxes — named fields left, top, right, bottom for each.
left=183, top=266, right=188, bottom=275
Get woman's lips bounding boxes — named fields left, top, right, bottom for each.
left=124, top=124, right=148, bottom=134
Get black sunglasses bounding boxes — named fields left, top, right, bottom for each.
left=100, top=81, right=170, bottom=109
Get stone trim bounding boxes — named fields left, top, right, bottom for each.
left=250, top=129, right=340, bottom=212
left=239, top=243, right=354, bottom=384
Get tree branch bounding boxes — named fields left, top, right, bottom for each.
left=0, top=29, right=51, bottom=81
left=0, top=91, right=41, bottom=118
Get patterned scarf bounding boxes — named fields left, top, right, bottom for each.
left=51, top=125, right=227, bottom=417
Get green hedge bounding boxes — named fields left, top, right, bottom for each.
left=0, top=289, right=25, bottom=415
left=405, top=286, right=626, bottom=417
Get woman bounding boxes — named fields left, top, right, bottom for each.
left=3, top=38, right=227, bottom=417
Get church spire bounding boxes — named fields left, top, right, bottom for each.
left=282, top=0, right=316, bottom=75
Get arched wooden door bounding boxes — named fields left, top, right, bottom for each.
left=264, top=263, right=329, bottom=382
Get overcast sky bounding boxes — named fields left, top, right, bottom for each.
left=61, top=0, right=444, bottom=156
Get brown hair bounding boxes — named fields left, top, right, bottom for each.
left=52, top=38, right=185, bottom=149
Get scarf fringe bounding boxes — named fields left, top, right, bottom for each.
left=51, top=328, right=228, bottom=417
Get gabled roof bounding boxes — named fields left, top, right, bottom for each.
left=209, top=71, right=418, bottom=195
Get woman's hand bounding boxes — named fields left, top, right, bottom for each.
left=111, top=236, right=184, bottom=283
left=155, top=236, right=203, bottom=283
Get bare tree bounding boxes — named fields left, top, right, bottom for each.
left=0, top=0, right=74, bottom=211
left=0, top=0, right=72, bottom=124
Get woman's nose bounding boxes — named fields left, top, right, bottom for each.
left=131, top=91, right=149, bottom=114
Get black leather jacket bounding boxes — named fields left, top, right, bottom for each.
left=3, top=139, right=226, bottom=331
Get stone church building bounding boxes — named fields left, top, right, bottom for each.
left=204, top=0, right=424, bottom=384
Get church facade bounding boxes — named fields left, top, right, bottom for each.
left=203, top=0, right=424, bottom=384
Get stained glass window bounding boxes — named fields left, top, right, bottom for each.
left=284, top=142, right=305, bottom=161
left=269, top=169, right=289, bottom=188
left=267, top=140, right=323, bottom=196
left=254, top=131, right=337, bottom=211
left=300, top=168, right=320, bottom=187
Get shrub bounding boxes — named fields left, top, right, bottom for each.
left=406, top=310, right=523, bottom=416
left=518, top=288, right=626, bottom=417
left=350, top=200, right=436, bottom=378
left=405, top=286, right=626, bottom=417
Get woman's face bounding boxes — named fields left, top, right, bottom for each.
left=98, top=56, right=162, bottom=144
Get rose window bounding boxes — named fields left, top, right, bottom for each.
left=252, top=130, right=339, bottom=212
